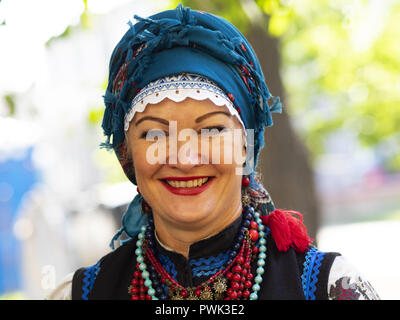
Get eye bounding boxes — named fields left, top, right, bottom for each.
left=140, top=129, right=168, bottom=139
left=200, top=126, right=228, bottom=136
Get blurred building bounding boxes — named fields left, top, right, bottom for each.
left=0, top=131, right=39, bottom=294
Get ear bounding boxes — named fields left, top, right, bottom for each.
left=126, top=141, right=135, bottom=171
left=118, top=137, right=137, bottom=185
left=124, top=134, right=133, bottom=157
left=243, top=136, right=247, bottom=162
left=241, top=130, right=247, bottom=166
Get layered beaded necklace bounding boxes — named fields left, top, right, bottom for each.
left=129, top=204, right=269, bottom=300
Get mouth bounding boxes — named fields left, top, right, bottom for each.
left=159, top=176, right=214, bottom=196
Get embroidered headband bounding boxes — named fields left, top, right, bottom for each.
left=124, top=73, right=246, bottom=133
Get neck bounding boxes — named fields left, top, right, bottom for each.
left=153, top=201, right=243, bottom=259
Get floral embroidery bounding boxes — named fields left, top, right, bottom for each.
left=327, top=256, right=380, bottom=300
left=329, top=276, right=380, bottom=300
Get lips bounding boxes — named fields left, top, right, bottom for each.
left=160, top=176, right=214, bottom=196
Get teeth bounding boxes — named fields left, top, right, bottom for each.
left=165, top=178, right=209, bottom=188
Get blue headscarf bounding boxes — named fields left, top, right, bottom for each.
left=104, top=4, right=281, bottom=248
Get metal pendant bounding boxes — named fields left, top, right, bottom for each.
left=212, top=275, right=227, bottom=294
left=200, top=285, right=213, bottom=300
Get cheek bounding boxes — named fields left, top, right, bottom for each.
left=131, top=142, right=161, bottom=186
left=213, top=162, right=243, bottom=203
left=203, top=132, right=246, bottom=167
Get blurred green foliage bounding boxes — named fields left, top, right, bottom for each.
left=45, top=25, right=72, bottom=47
left=80, top=0, right=92, bottom=29
left=45, top=0, right=92, bottom=47
left=173, top=0, right=400, bottom=171
left=88, top=107, right=104, bottom=126
left=4, top=93, right=16, bottom=115
left=172, top=0, right=252, bottom=33
left=281, top=1, right=400, bottom=166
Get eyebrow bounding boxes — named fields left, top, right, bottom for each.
left=134, top=116, right=170, bottom=127
left=195, top=111, right=231, bottom=123
left=135, top=111, right=232, bottom=127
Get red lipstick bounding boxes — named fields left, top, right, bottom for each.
left=160, top=176, right=213, bottom=196
left=161, top=176, right=209, bottom=181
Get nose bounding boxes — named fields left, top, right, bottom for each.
left=167, top=130, right=204, bottom=172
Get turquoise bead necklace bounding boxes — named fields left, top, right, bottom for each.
left=131, top=205, right=269, bottom=300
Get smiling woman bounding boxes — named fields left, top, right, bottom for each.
left=127, top=97, right=246, bottom=258
left=47, top=4, right=380, bottom=300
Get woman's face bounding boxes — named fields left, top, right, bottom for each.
left=126, top=98, right=246, bottom=233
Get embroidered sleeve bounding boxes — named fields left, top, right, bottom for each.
left=46, top=272, right=73, bottom=300
left=328, top=256, right=380, bottom=300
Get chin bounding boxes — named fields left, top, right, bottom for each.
left=162, top=201, right=214, bottom=225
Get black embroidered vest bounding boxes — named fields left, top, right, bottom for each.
left=72, top=218, right=339, bottom=300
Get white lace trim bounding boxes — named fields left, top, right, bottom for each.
left=124, top=74, right=246, bottom=133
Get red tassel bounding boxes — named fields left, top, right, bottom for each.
left=261, top=209, right=313, bottom=253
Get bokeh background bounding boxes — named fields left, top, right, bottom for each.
left=0, top=0, right=399, bottom=299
